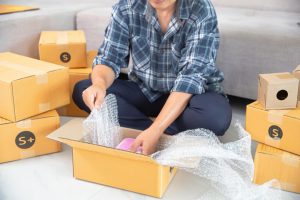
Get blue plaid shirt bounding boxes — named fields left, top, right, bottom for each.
left=93, top=0, right=224, bottom=102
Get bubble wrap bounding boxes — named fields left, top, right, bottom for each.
left=82, top=95, right=281, bottom=199
left=82, top=94, right=121, bottom=147
left=152, top=123, right=282, bottom=200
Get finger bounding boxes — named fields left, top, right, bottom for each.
left=89, top=93, right=96, bottom=110
left=82, top=90, right=93, bottom=111
left=130, top=139, right=142, bottom=153
left=94, top=92, right=103, bottom=110
left=142, top=146, right=149, bottom=156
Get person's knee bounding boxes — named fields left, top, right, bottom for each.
left=186, top=93, right=232, bottom=136
left=72, top=79, right=90, bottom=111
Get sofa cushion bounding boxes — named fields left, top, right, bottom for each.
left=216, top=7, right=300, bottom=99
left=0, top=0, right=117, bottom=59
left=211, top=0, right=300, bottom=13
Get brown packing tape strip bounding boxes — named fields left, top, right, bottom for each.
left=0, top=61, right=49, bottom=84
left=39, top=103, right=50, bottom=113
left=56, top=32, right=69, bottom=45
left=281, top=152, right=300, bottom=168
left=16, top=119, right=32, bottom=129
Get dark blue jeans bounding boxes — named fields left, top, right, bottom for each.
left=72, top=79, right=232, bottom=136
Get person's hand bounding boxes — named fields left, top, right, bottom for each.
left=82, top=84, right=106, bottom=111
left=130, top=126, right=162, bottom=155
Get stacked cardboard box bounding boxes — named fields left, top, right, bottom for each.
left=0, top=52, right=70, bottom=163
left=246, top=67, right=300, bottom=193
left=39, top=31, right=96, bottom=117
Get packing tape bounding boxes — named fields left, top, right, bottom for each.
left=281, top=152, right=300, bottom=168
left=16, top=119, right=32, bottom=129
left=264, top=135, right=281, bottom=148
left=36, top=73, right=48, bottom=84
left=39, top=103, right=50, bottom=113
left=20, top=150, right=36, bottom=159
left=279, top=181, right=297, bottom=192
left=56, top=32, right=69, bottom=44
left=267, top=110, right=288, bottom=125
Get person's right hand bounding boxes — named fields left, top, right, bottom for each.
left=82, top=84, right=106, bottom=111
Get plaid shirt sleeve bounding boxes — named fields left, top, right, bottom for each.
left=171, top=13, right=220, bottom=95
left=92, top=3, right=130, bottom=78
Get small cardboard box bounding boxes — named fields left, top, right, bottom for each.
left=246, top=101, right=300, bottom=155
left=47, top=119, right=177, bottom=198
left=0, top=52, right=70, bottom=122
left=57, top=67, right=92, bottom=117
left=292, top=65, right=300, bottom=101
left=258, top=73, right=299, bottom=110
left=0, top=110, right=61, bottom=163
left=39, top=30, right=87, bottom=68
left=254, top=143, right=300, bottom=193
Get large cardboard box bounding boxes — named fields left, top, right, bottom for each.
left=254, top=143, right=300, bottom=193
left=0, top=52, right=70, bottom=122
left=292, top=65, right=300, bottom=101
left=39, top=30, right=87, bottom=68
left=47, top=119, right=177, bottom=198
left=57, top=67, right=92, bottom=117
left=246, top=101, right=300, bottom=155
left=258, top=73, right=299, bottom=110
left=0, top=110, right=61, bottom=163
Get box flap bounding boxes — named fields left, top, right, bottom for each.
left=248, top=101, right=300, bottom=120
left=293, top=65, right=300, bottom=73
left=260, top=73, right=298, bottom=84
left=0, top=52, right=65, bottom=83
left=0, top=110, right=58, bottom=125
left=39, top=31, right=86, bottom=45
left=47, top=118, right=160, bottom=163
left=69, top=67, right=92, bottom=75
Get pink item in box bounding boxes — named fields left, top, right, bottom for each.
left=116, top=138, right=142, bottom=153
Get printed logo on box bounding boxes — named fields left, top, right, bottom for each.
left=268, top=125, right=283, bottom=140
left=60, top=52, right=71, bottom=63
left=15, top=131, right=36, bottom=149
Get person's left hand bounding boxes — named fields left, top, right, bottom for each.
left=130, top=126, right=162, bottom=155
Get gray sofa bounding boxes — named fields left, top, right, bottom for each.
left=1, top=0, right=300, bottom=100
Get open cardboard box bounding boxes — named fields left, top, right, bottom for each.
left=47, top=118, right=177, bottom=198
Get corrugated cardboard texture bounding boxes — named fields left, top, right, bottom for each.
left=47, top=118, right=176, bottom=198
left=0, top=110, right=61, bottom=163
left=57, top=67, right=92, bottom=117
left=39, top=30, right=87, bottom=68
left=246, top=101, right=300, bottom=155
left=292, top=65, right=300, bottom=101
left=0, top=52, right=70, bottom=122
left=258, top=73, right=299, bottom=110
left=254, top=143, right=300, bottom=193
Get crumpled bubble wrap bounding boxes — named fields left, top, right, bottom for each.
left=82, top=94, right=281, bottom=200
left=82, top=94, right=121, bottom=147
left=152, top=124, right=282, bottom=200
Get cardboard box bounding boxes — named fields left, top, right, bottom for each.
left=0, top=110, right=61, bottom=163
left=292, top=65, right=300, bottom=101
left=258, top=73, right=299, bottom=110
left=39, top=30, right=87, bottom=68
left=246, top=101, right=300, bottom=155
left=47, top=119, right=177, bottom=198
left=87, top=50, right=97, bottom=68
left=57, top=67, right=92, bottom=117
left=0, top=52, right=70, bottom=122
left=254, top=143, right=300, bottom=193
